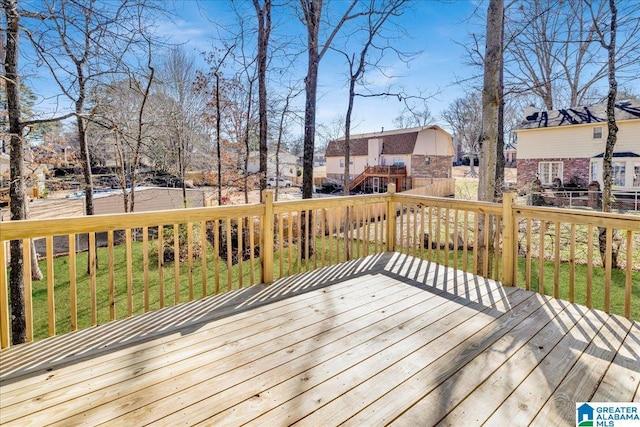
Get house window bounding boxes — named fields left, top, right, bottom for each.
left=340, top=159, right=344, bottom=168
left=538, top=161, right=563, bottom=185
left=593, top=126, right=603, bottom=139
left=634, top=165, right=640, bottom=187
left=612, top=162, right=626, bottom=187
left=393, top=158, right=405, bottom=166
left=590, top=161, right=599, bottom=183
left=424, top=157, right=431, bottom=165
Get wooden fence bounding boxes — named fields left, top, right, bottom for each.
left=1, top=186, right=638, bottom=348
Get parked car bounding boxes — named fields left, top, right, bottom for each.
left=267, top=177, right=292, bottom=188
left=317, top=182, right=344, bottom=194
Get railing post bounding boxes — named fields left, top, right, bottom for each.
left=501, top=192, right=516, bottom=286
left=262, top=190, right=274, bottom=284
left=386, top=183, right=396, bottom=252
left=0, top=240, right=9, bottom=348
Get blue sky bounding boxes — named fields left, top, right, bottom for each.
left=158, top=0, right=483, bottom=136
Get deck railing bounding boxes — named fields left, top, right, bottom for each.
left=1, top=185, right=638, bottom=348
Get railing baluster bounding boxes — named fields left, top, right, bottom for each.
left=320, top=209, right=326, bottom=267
left=157, top=225, right=164, bottom=308
left=201, top=220, right=207, bottom=297
left=237, top=217, right=243, bottom=289
left=525, top=218, right=532, bottom=291
left=22, top=239, right=33, bottom=342
left=108, top=230, right=115, bottom=320
left=125, top=229, right=133, bottom=317
left=143, top=226, right=149, bottom=312
left=587, top=224, right=593, bottom=308
left=482, top=214, right=489, bottom=278
left=312, top=209, right=318, bottom=270
left=0, top=241, right=8, bottom=348
left=214, top=219, right=220, bottom=294
left=494, top=216, right=501, bottom=281
left=188, top=222, right=194, bottom=299
left=336, top=208, right=342, bottom=263
left=287, top=212, right=293, bottom=276
left=249, top=217, right=255, bottom=285
left=461, top=211, right=468, bottom=272
left=174, top=223, right=181, bottom=303
left=554, top=221, right=560, bottom=298
left=444, top=207, right=450, bottom=267
left=538, top=220, right=545, bottom=295
left=625, top=230, right=632, bottom=319
left=69, top=234, right=78, bottom=329
left=569, top=223, right=576, bottom=303
left=225, top=218, right=232, bottom=291
left=89, top=232, right=97, bottom=325
left=305, top=209, right=310, bottom=271
left=452, top=209, right=459, bottom=270
left=278, top=213, right=284, bottom=278
left=605, top=227, right=612, bottom=313
left=472, top=211, right=479, bottom=274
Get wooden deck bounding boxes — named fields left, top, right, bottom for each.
left=1, top=253, right=638, bottom=426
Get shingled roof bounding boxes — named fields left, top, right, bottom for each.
left=517, top=101, right=640, bottom=130
left=325, top=127, right=424, bottom=157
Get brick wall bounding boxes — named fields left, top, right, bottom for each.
left=411, top=155, right=453, bottom=179
left=517, top=157, right=590, bottom=189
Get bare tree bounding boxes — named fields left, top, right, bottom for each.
left=3, top=0, right=29, bottom=344
left=589, top=0, right=625, bottom=269
left=299, top=0, right=359, bottom=200
left=334, top=0, right=407, bottom=198
left=477, top=0, right=504, bottom=277
left=89, top=51, right=155, bottom=212
left=23, top=0, right=148, bottom=216
left=392, top=100, right=434, bottom=129
left=196, top=46, right=235, bottom=206
left=158, top=47, right=205, bottom=208
left=442, top=92, right=483, bottom=177
left=253, top=0, right=271, bottom=198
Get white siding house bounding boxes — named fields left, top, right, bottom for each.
left=325, top=126, right=454, bottom=183
left=247, top=150, right=298, bottom=179
left=515, top=102, right=640, bottom=190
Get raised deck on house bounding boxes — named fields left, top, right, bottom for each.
left=1, top=253, right=638, bottom=426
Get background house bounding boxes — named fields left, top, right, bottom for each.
left=324, top=126, right=454, bottom=191
left=247, top=150, right=298, bottom=179
left=515, top=101, right=640, bottom=190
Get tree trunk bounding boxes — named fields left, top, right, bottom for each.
left=254, top=0, right=271, bottom=199
left=215, top=73, right=223, bottom=206
left=5, top=0, right=27, bottom=344
left=598, top=0, right=619, bottom=269
left=300, top=0, right=321, bottom=259
left=477, top=0, right=504, bottom=276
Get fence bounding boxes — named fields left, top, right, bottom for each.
left=1, top=186, right=638, bottom=348
left=520, top=189, right=640, bottom=212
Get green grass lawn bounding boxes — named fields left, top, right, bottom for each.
left=24, top=236, right=639, bottom=342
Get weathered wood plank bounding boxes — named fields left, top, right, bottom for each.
left=533, top=313, right=632, bottom=426
left=481, top=305, right=607, bottom=426
left=590, top=320, right=640, bottom=403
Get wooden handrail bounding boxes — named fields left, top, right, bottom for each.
left=1, top=188, right=638, bottom=349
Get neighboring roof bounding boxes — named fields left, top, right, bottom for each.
left=325, top=126, right=446, bottom=157
left=592, top=151, right=640, bottom=158
left=517, top=101, right=640, bottom=130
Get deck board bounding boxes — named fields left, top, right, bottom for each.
left=0, top=253, right=637, bottom=426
